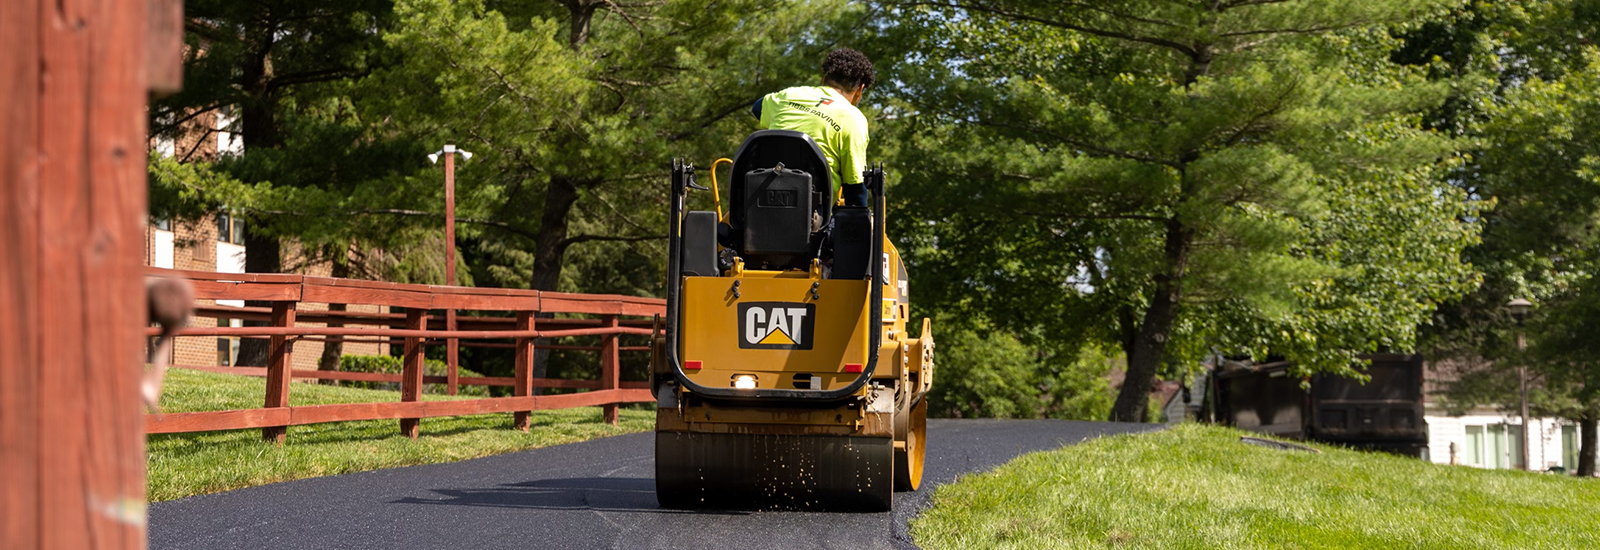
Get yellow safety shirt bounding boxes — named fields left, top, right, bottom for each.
left=758, top=86, right=869, bottom=193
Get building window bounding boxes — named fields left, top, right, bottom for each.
left=1466, top=423, right=1527, bottom=469
left=1465, top=425, right=1484, bottom=467
left=153, top=217, right=171, bottom=231
left=217, top=211, right=245, bottom=245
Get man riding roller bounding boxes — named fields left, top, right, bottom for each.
left=751, top=48, right=876, bottom=208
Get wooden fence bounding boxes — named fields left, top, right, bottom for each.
left=145, top=268, right=663, bottom=443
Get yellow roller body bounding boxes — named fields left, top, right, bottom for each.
left=655, top=158, right=932, bottom=511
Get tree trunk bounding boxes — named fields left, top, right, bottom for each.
left=235, top=231, right=280, bottom=367
left=529, top=1, right=601, bottom=389
left=234, top=32, right=282, bottom=367
left=1580, top=416, right=1597, bottom=477
left=529, top=176, right=586, bottom=391
left=531, top=176, right=582, bottom=293
left=1109, top=220, right=1193, bottom=422
left=317, top=260, right=350, bottom=384
left=561, top=0, right=601, bottom=48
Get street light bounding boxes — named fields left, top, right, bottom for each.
left=1507, top=297, right=1533, bottom=470
left=429, top=144, right=473, bottom=395
left=1507, top=298, right=1533, bottom=324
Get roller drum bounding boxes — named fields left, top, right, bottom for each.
left=655, top=432, right=894, bottom=511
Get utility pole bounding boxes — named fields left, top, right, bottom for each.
left=430, top=144, right=473, bottom=395
left=1508, top=298, right=1533, bottom=471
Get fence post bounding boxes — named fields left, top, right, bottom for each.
left=262, top=301, right=297, bottom=444
left=601, top=314, right=620, bottom=426
left=513, top=312, right=535, bottom=431
left=446, top=308, right=458, bottom=395
left=400, top=309, right=428, bottom=438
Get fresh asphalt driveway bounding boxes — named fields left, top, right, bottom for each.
left=149, top=419, right=1161, bottom=550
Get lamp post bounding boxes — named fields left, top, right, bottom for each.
left=429, top=144, right=473, bottom=395
left=1507, top=297, right=1533, bottom=470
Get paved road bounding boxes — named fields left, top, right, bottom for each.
left=150, top=419, right=1160, bottom=550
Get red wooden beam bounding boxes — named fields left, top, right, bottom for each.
left=600, top=315, right=621, bottom=426
left=0, top=3, right=43, bottom=545
left=513, top=312, right=535, bottom=430
left=144, top=390, right=655, bottom=434
left=169, top=365, right=649, bottom=389
left=262, top=302, right=297, bottom=443
left=152, top=325, right=656, bottom=339
left=4, top=0, right=161, bottom=546
left=400, top=310, right=428, bottom=438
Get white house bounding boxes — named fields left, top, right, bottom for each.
left=1422, top=359, right=1582, bottom=471
left=1424, top=408, right=1578, bottom=471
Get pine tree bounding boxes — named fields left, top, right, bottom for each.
left=888, top=0, right=1480, bottom=421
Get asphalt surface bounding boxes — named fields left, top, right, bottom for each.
left=149, top=419, right=1161, bottom=550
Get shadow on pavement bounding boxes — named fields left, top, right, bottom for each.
left=392, top=477, right=747, bottom=516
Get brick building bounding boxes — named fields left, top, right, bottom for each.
left=148, top=107, right=388, bottom=370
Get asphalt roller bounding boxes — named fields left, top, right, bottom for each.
left=653, top=130, right=934, bottom=511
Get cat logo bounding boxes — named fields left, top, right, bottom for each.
left=738, top=302, right=815, bottom=350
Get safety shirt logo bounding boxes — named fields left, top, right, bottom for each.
left=738, top=302, right=815, bottom=350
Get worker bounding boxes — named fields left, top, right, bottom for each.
left=751, top=48, right=876, bottom=207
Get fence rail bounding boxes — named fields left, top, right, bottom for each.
left=146, top=268, right=664, bottom=443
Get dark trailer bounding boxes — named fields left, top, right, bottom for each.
left=1206, top=354, right=1428, bottom=457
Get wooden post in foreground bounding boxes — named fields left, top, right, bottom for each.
left=1, top=0, right=178, bottom=546
left=400, top=310, right=429, bottom=438
left=513, top=312, right=537, bottom=430
left=262, top=302, right=297, bottom=443
left=600, top=315, right=621, bottom=426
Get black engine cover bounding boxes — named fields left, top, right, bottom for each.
left=741, top=166, right=815, bottom=265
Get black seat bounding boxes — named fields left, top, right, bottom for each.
left=729, top=130, right=834, bottom=269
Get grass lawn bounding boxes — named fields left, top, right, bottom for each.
left=148, top=368, right=652, bottom=502
left=913, top=423, right=1600, bottom=550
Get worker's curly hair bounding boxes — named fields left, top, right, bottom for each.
left=822, top=48, right=876, bottom=90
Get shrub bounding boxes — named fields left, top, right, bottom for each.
left=925, top=320, right=1115, bottom=420
left=337, top=354, right=490, bottom=396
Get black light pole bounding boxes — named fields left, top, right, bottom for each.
left=1508, top=297, right=1533, bottom=470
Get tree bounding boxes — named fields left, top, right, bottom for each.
left=885, top=0, right=1481, bottom=421
left=158, top=0, right=907, bottom=377
left=1464, top=51, right=1600, bottom=475
left=1402, top=1, right=1600, bottom=475
left=151, top=0, right=401, bottom=365
left=366, top=0, right=894, bottom=380
left=925, top=315, right=1114, bottom=419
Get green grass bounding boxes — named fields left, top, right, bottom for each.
left=913, top=423, right=1600, bottom=550
left=148, top=368, right=651, bottom=502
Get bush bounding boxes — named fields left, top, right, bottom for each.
left=337, top=354, right=490, bottom=396
left=925, top=320, right=1114, bottom=420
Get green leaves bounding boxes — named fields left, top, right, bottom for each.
left=888, top=0, right=1482, bottom=398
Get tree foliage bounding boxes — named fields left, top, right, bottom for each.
left=1394, top=0, right=1600, bottom=474
left=885, top=0, right=1482, bottom=420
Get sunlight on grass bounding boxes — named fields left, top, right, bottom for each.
left=148, top=368, right=651, bottom=502
left=913, top=423, right=1600, bottom=550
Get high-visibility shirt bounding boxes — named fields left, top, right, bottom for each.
left=758, top=86, right=869, bottom=192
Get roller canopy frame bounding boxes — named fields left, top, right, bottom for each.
left=662, top=158, right=887, bottom=402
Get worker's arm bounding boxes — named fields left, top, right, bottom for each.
left=838, top=114, right=870, bottom=207
left=841, top=182, right=869, bottom=207
left=755, top=94, right=773, bottom=129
